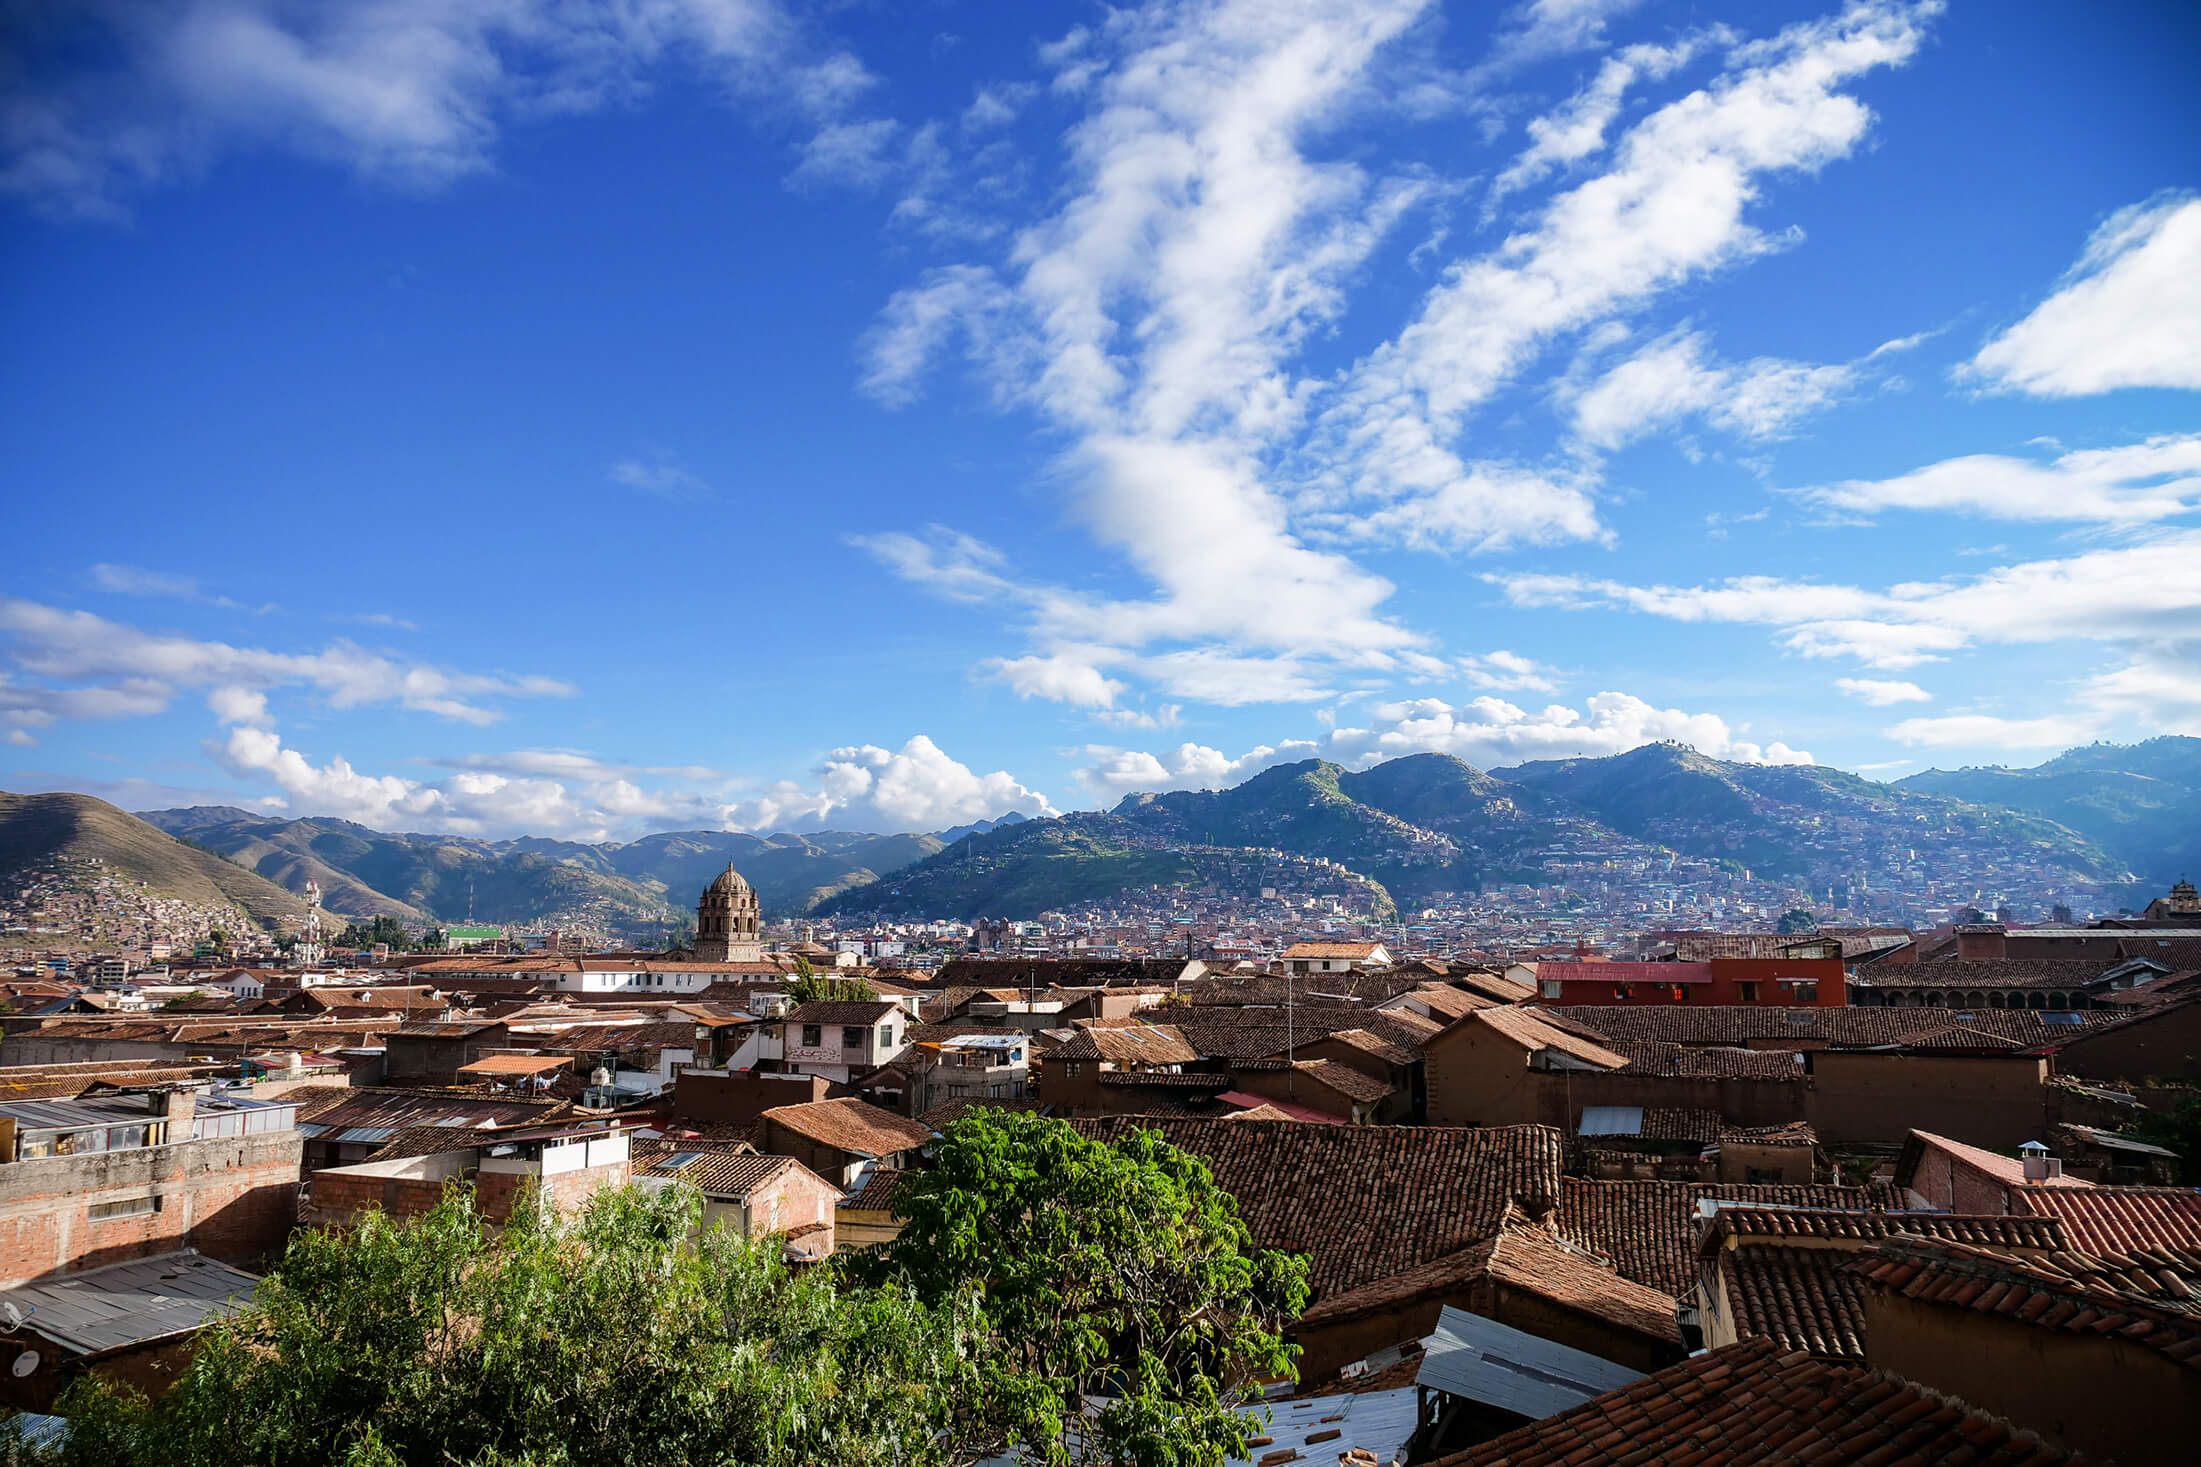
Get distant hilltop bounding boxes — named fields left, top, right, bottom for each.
left=4, top=735, right=2189, bottom=933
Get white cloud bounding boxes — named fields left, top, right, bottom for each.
left=207, top=685, right=273, bottom=726
left=1793, top=433, right=2201, bottom=524
left=789, top=118, right=902, bottom=188
left=3, top=0, right=880, bottom=219
left=1075, top=688, right=1811, bottom=802
left=1492, top=529, right=2201, bottom=671
left=859, top=2, right=1941, bottom=720
left=1462, top=650, right=1558, bottom=692
left=1836, top=677, right=1929, bottom=706
left=984, top=654, right=1126, bottom=709
left=0, top=595, right=572, bottom=730
left=1965, top=193, right=2201, bottom=396
left=608, top=457, right=712, bottom=501
left=724, top=736, right=1056, bottom=832
left=1316, top=2, right=1933, bottom=537
left=5, top=730, right=35, bottom=747
left=1565, top=328, right=1855, bottom=448
left=1488, top=33, right=1715, bottom=205
left=89, top=561, right=274, bottom=613
left=1886, top=713, right=2102, bottom=750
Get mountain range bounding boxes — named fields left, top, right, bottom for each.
left=813, top=744, right=2126, bottom=920
left=0, top=792, right=315, bottom=928
left=3, top=737, right=2187, bottom=935
left=1897, top=736, right=2201, bottom=891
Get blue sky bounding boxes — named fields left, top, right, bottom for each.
left=3, top=0, right=2198, bottom=840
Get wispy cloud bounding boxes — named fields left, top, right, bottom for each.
left=608, top=456, right=713, bottom=502
left=90, top=562, right=277, bottom=613
left=1963, top=192, right=2201, bottom=397
left=3, top=0, right=884, bottom=220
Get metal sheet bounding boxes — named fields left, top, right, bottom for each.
left=0, top=1252, right=258, bottom=1357
left=1414, top=1306, right=1642, bottom=1423
left=1577, top=1105, right=1644, bottom=1137
left=1233, top=1386, right=1420, bottom=1467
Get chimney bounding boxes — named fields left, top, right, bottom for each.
left=152, top=1085, right=197, bottom=1139
left=1956, top=923, right=2007, bottom=960
left=2019, top=1140, right=2061, bottom=1182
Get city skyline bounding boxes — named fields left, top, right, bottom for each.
left=5, top=0, right=2199, bottom=840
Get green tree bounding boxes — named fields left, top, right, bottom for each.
left=1777, top=908, right=1818, bottom=934
left=856, top=1110, right=1310, bottom=1467
left=333, top=915, right=413, bottom=951
left=2126, top=1097, right=2201, bottom=1185
left=23, top=1183, right=965, bottom=1467
left=786, top=972, right=878, bottom=1005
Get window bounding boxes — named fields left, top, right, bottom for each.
left=842, top=1026, right=866, bottom=1049
left=1065, top=1062, right=1083, bottom=1077
left=1541, top=979, right=1562, bottom=999
left=1736, top=981, right=1759, bottom=1003
left=1793, top=982, right=1818, bottom=1002
left=882, top=1028, right=897, bottom=1047
left=802, top=1024, right=822, bottom=1047
left=90, top=1195, right=159, bottom=1221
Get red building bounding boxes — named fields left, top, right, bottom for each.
left=1533, top=956, right=1846, bottom=1007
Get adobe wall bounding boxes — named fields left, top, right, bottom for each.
left=2049, top=1002, right=2201, bottom=1086
left=0, top=1130, right=301, bottom=1285
left=755, top=1120, right=861, bottom=1188
left=1864, top=1289, right=2201, bottom=1464
left=1806, top=1053, right=2048, bottom=1148
left=747, top=1166, right=839, bottom=1242
left=477, top=1158, right=628, bottom=1223
left=1560, top=1071, right=1807, bottom=1130
left=1226, top=1067, right=1359, bottom=1122
left=1423, top=1025, right=1536, bottom=1128
left=673, top=1069, right=832, bottom=1126
left=1902, top=1146, right=2015, bottom=1215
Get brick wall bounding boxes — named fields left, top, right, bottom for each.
left=0, top=1130, right=301, bottom=1285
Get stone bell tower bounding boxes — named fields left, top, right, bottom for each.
left=695, top=862, right=764, bottom=962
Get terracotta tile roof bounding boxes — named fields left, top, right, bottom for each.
left=1538, top=960, right=1716, bottom=985
left=1854, top=1235, right=2201, bottom=1368
left=1468, top=1007, right=1629, bottom=1069
left=1287, top=1058, right=1393, bottom=1104
left=1550, top=1004, right=2118, bottom=1049
left=1070, top=1118, right=1566, bottom=1297
left=633, top=1140, right=808, bottom=1199
left=1610, top=1040, right=1805, bottom=1080
left=1282, top=942, right=1386, bottom=960
left=1097, top=1069, right=1232, bottom=1089
left=1219, top=1102, right=1300, bottom=1122
left=1173, top=1009, right=1435, bottom=1060
left=782, top=1000, right=901, bottom=1025
left=1716, top=1244, right=1872, bottom=1359
left=1898, top=1130, right=2096, bottom=1193
left=838, top=1167, right=907, bottom=1213
left=1699, top=1210, right=2071, bottom=1362
left=1555, top=1178, right=1904, bottom=1295
left=1661, top=933, right=1840, bottom=960
left=1719, top=1120, right=1818, bottom=1147
left=1306, top=1027, right=1417, bottom=1066
left=1429, top=1337, right=2087, bottom=1467
left=1384, top=984, right=1498, bottom=1020
left=915, top=1096, right=1048, bottom=1130
left=1182, top=971, right=1430, bottom=1007
left=760, top=1097, right=934, bottom=1159
left=1302, top=1205, right=1680, bottom=1346
left=2011, top=1185, right=2201, bottom=1256
left=1708, top=1207, right=2067, bottom=1251
left=1054, top=1023, right=1199, bottom=1066
left=530, top=1020, right=699, bottom=1052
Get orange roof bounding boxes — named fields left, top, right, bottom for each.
left=1469, top=1006, right=1629, bottom=1069
left=456, top=1054, right=571, bottom=1077
left=1282, top=942, right=1386, bottom=959
left=1907, top=1130, right=2094, bottom=1190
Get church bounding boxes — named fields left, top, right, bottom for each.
left=694, top=862, right=765, bottom=963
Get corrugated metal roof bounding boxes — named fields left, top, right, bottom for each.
left=1578, top=1106, right=1644, bottom=1137
left=0, top=1252, right=258, bottom=1356
left=1232, top=1385, right=1419, bottom=1467
left=1414, top=1305, right=1642, bottom=1423
left=0, top=1097, right=157, bottom=1130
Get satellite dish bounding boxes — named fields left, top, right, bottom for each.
left=12, top=1351, right=38, bottom=1377
left=0, top=1301, right=22, bottom=1332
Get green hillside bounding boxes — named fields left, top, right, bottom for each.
left=0, top=791, right=315, bottom=928
left=1898, top=737, right=2201, bottom=888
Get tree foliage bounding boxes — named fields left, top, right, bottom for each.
left=854, top=1110, right=1310, bottom=1467
left=1777, top=908, right=1818, bottom=934
left=332, top=915, right=413, bottom=951
left=2126, top=1097, right=2201, bottom=1185
left=785, top=972, right=878, bottom=1005
left=16, top=1183, right=964, bottom=1467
